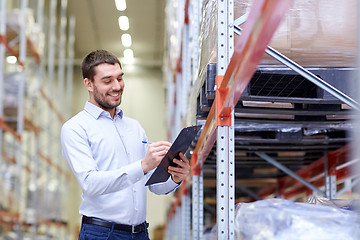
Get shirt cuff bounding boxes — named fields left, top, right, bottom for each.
left=166, top=176, right=181, bottom=189
left=126, top=160, right=145, bottom=183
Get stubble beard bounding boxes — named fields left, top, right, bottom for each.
left=93, top=86, right=121, bottom=110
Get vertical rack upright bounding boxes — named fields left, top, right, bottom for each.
left=164, top=0, right=301, bottom=239
left=166, top=0, right=359, bottom=238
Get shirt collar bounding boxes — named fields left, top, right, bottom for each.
left=84, top=101, right=123, bottom=119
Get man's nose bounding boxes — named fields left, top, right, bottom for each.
left=112, top=80, right=122, bottom=90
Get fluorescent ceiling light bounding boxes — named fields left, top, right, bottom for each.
left=124, top=49, right=133, bottom=59
left=123, top=49, right=134, bottom=64
left=6, top=56, right=17, bottom=64
left=115, top=0, right=126, bottom=11
left=121, top=33, right=132, bottom=47
left=118, top=16, right=129, bottom=31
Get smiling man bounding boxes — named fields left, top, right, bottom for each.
left=60, top=50, right=190, bottom=240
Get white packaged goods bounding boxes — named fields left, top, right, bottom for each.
left=234, top=198, right=360, bottom=240
left=198, top=0, right=357, bottom=84
left=6, top=9, right=45, bottom=57
left=3, top=72, right=27, bottom=109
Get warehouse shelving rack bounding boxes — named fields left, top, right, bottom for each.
left=0, top=0, right=75, bottom=239
left=164, top=0, right=359, bottom=239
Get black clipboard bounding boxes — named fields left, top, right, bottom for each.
left=145, top=125, right=202, bottom=186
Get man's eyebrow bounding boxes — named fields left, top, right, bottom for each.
left=101, top=75, right=112, bottom=80
left=100, top=72, right=123, bottom=80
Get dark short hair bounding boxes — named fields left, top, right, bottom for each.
left=81, top=50, right=122, bottom=80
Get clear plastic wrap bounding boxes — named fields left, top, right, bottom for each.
left=197, top=0, right=357, bottom=84
left=6, top=9, right=45, bottom=56
left=197, top=0, right=252, bottom=86
left=3, top=72, right=26, bottom=108
left=164, top=1, right=183, bottom=71
left=234, top=198, right=360, bottom=240
left=263, top=0, right=357, bottom=67
left=203, top=224, right=218, bottom=240
left=307, top=195, right=360, bottom=211
left=3, top=72, right=27, bottom=118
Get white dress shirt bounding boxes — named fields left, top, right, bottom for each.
left=61, top=101, right=179, bottom=225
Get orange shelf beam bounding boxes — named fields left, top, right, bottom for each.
left=0, top=117, right=22, bottom=141
left=0, top=210, right=20, bottom=225
left=258, top=144, right=355, bottom=199
left=24, top=117, right=41, bottom=136
left=39, top=89, right=65, bottom=123
left=192, top=0, right=293, bottom=170
left=26, top=38, right=41, bottom=64
left=0, top=34, right=24, bottom=67
left=0, top=32, right=41, bottom=66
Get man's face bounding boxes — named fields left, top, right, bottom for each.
left=84, top=63, right=124, bottom=112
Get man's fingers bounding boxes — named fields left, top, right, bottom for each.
left=149, top=146, right=170, bottom=153
left=149, top=146, right=170, bottom=157
left=173, top=156, right=190, bottom=168
left=169, top=170, right=185, bottom=179
left=167, top=153, right=190, bottom=183
left=178, top=152, right=189, bottom=162
left=169, top=162, right=190, bottom=173
left=148, top=144, right=170, bottom=160
left=150, top=141, right=171, bottom=148
left=142, top=141, right=172, bottom=172
left=169, top=166, right=184, bottom=174
left=172, top=158, right=183, bottom=167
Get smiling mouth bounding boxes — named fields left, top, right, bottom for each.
left=109, top=92, right=121, bottom=98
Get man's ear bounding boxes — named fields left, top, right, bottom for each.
left=84, top=78, right=93, bottom=92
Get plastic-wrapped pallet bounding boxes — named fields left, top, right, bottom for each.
left=6, top=9, right=45, bottom=57
left=234, top=198, right=360, bottom=240
left=3, top=72, right=27, bottom=117
left=197, top=0, right=357, bottom=85
left=203, top=224, right=217, bottom=240
left=306, top=195, right=359, bottom=211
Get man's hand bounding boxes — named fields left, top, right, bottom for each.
left=141, top=141, right=171, bottom=173
left=168, top=152, right=190, bottom=184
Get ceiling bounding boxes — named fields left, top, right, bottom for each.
left=67, top=0, right=166, bottom=67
